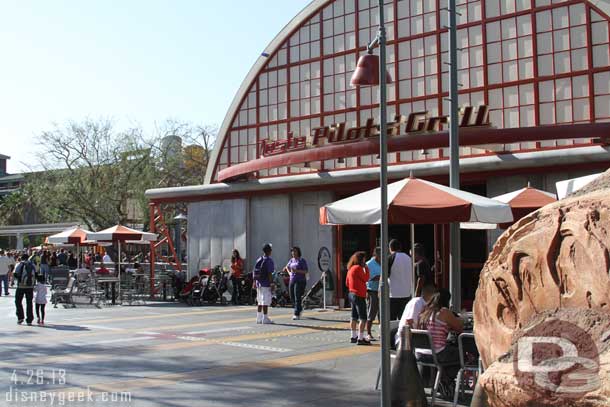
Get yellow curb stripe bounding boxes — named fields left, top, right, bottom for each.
left=56, top=344, right=378, bottom=394
left=0, top=321, right=348, bottom=368
left=0, top=312, right=304, bottom=344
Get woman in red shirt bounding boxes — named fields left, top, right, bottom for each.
left=230, top=249, right=244, bottom=305
left=345, top=251, right=370, bottom=345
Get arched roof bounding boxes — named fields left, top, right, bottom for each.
left=204, top=0, right=328, bottom=184
left=205, top=0, right=610, bottom=184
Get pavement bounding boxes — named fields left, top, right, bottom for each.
left=0, top=287, right=464, bottom=407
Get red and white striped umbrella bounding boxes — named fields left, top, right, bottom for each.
left=86, top=225, right=157, bottom=242
left=320, top=176, right=513, bottom=225
left=494, top=184, right=557, bottom=221
left=47, top=226, right=92, bottom=245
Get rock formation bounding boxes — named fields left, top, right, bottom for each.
left=473, top=172, right=610, bottom=406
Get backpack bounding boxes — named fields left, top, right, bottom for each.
left=16, top=261, right=35, bottom=287
left=252, top=257, right=268, bottom=282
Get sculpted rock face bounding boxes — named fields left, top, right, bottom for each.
left=474, top=189, right=610, bottom=405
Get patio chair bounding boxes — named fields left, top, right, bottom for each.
left=51, top=277, right=77, bottom=308
left=453, top=333, right=479, bottom=406
left=411, top=329, right=460, bottom=407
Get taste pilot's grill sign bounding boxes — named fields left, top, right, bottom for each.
left=258, top=105, right=490, bottom=157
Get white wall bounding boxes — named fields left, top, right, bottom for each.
left=187, top=199, right=247, bottom=277
left=291, top=191, right=334, bottom=289
left=248, top=194, right=291, bottom=271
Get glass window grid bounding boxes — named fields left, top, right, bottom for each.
left=213, top=0, right=610, bottom=181
left=486, top=15, right=534, bottom=85
left=535, top=5, right=589, bottom=77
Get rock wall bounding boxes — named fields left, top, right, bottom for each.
left=473, top=189, right=610, bottom=405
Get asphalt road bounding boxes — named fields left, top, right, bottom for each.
left=0, top=287, right=460, bottom=407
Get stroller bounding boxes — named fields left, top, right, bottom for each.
left=192, top=266, right=228, bottom=305
left=271, top=269, right=291, bottom=307
left=301, top=272, right=327, bottom=309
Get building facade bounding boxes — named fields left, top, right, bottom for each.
left=146, top=0, right=610, bottom=306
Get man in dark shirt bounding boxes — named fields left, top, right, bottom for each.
left=413, top=243, right=433, bottom=297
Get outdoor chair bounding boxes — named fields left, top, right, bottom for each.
left=453, top=333, right=479, bottom=406
left=411, top=329, right=460, bottom=407
left=51, top=277, right=77, bottom=308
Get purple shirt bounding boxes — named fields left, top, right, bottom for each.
left=286, top=257, right=308, bottom=283
left=255, top=256, right=274, bottom=288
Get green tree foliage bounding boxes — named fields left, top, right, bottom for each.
left=17, top=119, right=215, bottom=229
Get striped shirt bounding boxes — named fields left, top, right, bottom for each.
left=426, top=313, right=449, bottom=353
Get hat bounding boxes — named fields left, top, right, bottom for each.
left=262, top=243, right=273, bottom=252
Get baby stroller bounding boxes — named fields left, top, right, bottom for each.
left=271, top=269, right=291, bottom=307
left=178, top=275, right=201, bottom=305
left=301, top=273, right=326, bottom=309
left=193, top=266, right=227, bottom=305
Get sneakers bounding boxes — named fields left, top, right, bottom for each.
left=256, top=314, right=263, bottom=324
left=292, top=315, right=300, bottom=320
left=365, top=334, right=377, bottom=341
left=262, top=317, right=274, bottom=324
left=17, top=320, right=23, bottom=325
left=357, top=338, right=372, bottom=346
left=350, top=337, right=358, bottom=344
left=37, top=319, right=41, bottom=325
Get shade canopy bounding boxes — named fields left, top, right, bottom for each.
left=87, top=225, right=157, bottom=242
left=494, top=185, right=556, bottom=221
left=47, top=226, right=93, bottom=245
left=461, top=185, right=556, bottom=229
left=320, top=177, right=513, bottom=225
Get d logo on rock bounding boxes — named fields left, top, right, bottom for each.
left=513, top=319, right=600, bottom=399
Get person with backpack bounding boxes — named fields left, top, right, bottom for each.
left=254, top=243, right=274, bottom=324
left=14, top=254, right=36, bottom=325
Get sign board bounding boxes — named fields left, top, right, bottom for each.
left=317, top=247, right=333, bottom=291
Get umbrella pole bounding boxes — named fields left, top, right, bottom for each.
left=410, top=224, right=415, bottom=297
left=118, top=242, right=121, bottom=303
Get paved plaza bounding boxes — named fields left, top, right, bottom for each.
left=0, top=289, right=460, bottom=407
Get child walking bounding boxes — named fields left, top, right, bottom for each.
left=34, top=275, right=47, bottom=325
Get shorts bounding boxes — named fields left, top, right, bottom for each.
left=349, top=292, right=367, bottom=321
left=367, top=290, right=379, bottom=322
left=257, top=286, right=272, bottom=306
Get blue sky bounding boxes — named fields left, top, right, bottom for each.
left=0, top=0, right=310, bottom=173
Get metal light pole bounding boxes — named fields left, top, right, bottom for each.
left=448, top=0, right=462, bottom=311
left=350, top=2, right=392, bottom=404
left=377, top=2, right=391, bottom=406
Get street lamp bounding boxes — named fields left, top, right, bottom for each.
left=350, top=2, right=393, bottom=405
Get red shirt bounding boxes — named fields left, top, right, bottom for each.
left=346, top=265, right=369, bottom=298
left=231, top=258, right=244, bottom=278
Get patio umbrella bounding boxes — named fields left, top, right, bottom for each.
left=87, top=225, right=157, bottom=300
left=47, top=226, right=94, bottom=267
left=320, top=176, right=514, bottom=225
left=461, top=184, right=556, bottom=229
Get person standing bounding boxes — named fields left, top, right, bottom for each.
left=388, top=239, right=413, bottom=320
left=284, top=246, right=308, bottom=320
left=346, top=251, right=370, bottom=345
left=57, top=249, right=68, bottom=266
left=230, top=249, right=244, bottom=305
left=365, top=247, right=381, bottom=341
left=102, top=251, right=112, bottom=264
left=14, top=254, right=36, bottom=325
left=254, top=243, right=274, bottom=324
left=40, top=250, right=50, bottom=284
left=413, top=243, right=433, bottom=297
left=34, top=275, right=47, bottom=325
left=67, top=252, right=77, bottom=270
left=0, top=250, right=10, bottom=296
